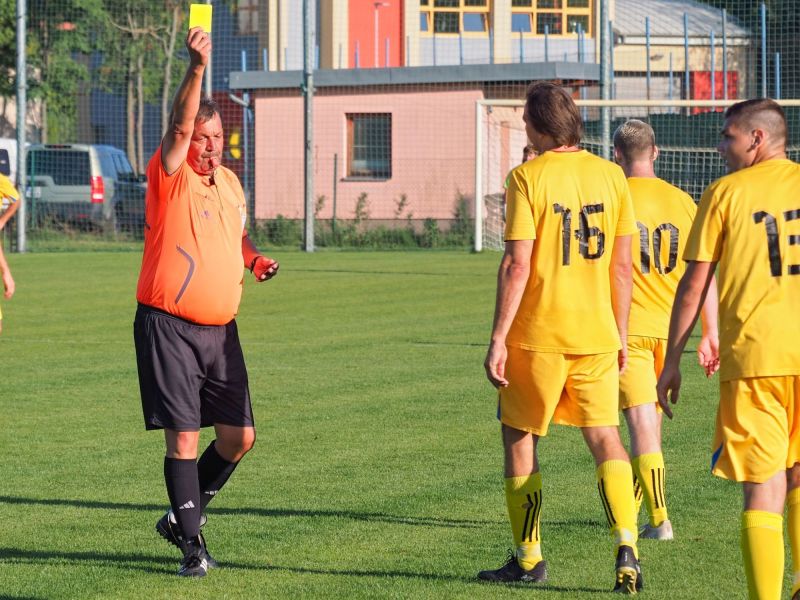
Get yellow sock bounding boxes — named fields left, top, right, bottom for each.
left=787, top=489, right=800, bottom=597
left=505, top=473, right=543, bottom=570
left=596, top=460, right=638, bottom=557
left=741, top=510, right=783, bottom=600
left=632, top=452, right=668, bottom=527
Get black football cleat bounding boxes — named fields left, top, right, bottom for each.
left=613, top=545, right=642, bottom=594
left=156, top=510, right=218, bottom=568
left=478, top=551, right=548, bottom=583
left=177, top=541, right=208, bottom=578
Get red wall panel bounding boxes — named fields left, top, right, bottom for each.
left=348, top=0, right=403, bottom=68
left=690, top=71, right=739, bottom=114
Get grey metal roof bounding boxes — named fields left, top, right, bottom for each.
left=614, top=0, right=750, bottom=38
left=230, top=61, right=599, bottom=91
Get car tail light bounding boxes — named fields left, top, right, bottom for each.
left=90, top=175, right=104, bottom=203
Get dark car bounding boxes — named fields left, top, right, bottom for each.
left=26, top=144, right=146, bottom=234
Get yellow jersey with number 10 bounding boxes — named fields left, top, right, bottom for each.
left=627, top=177, right=697, bottom=339
left=504, top=149, right=638, bottom=354
left=684, top=158, right=800, bottom=381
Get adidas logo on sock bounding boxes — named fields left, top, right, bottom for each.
left=178, top=501, right=196, bottom=510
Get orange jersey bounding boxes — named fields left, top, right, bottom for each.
left=136, top=147, right=247, bottom=325
left=504, top=150, right=638, bottom=353
left=627, top=177, right=697, bottom=338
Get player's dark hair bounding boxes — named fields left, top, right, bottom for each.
left=724, top=98, right=787, bottom=143
left=196, top=96, right=219, bottom=123
left=522, top=143, right=536, bottom=161
left=524, top=82, right=582, bottom=146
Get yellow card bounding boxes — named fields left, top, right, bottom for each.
left=189, top=4, right=213, bottom=33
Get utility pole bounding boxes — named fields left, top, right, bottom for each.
left=16, top=0, right=26, bottom=252
left=599, top=0, right=611, bottom=160
left=204, top=0, right=212, bottom=97
left=303, top=0, right=315, bottom=251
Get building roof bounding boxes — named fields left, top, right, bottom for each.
left=614, top=0, right=750, bottom=40
left=230, top=61, right=598, bottom=91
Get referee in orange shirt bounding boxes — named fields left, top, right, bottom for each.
left=133, top=27, right=278, bottom=578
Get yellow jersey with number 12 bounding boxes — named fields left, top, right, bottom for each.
left=627, top=177, right=697, bottom=339
left=504, top=149, right=638, bottom=354
left=684, top=158, right=800, bottom=381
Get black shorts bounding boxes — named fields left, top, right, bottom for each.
left=134, top=304, right=254, bottom=431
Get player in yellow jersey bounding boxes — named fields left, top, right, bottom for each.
left=658, top=98, right=800, bottom=600
left=0, top=172, right=20, bottom=232
left=0, top=235, right=14, bottom=333
left=0, top=172, right=19, bottom=333
left=613, top=120, right=719, bottom=541
left=481, top=82, right=642, bottom=593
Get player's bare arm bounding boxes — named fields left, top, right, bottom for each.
left=0, top=198, right=19, bottom=230
left=0, top=245, right=14, bottom=299
left=242, top=233, right=279, bottom=282
left=484, top=239, right=532, bottom=388
left=162, top=27, right=211, bottom=175
left=609, top=234, right=633, bottom=374
left=697, top=274, right=720, bottom=377
left=657, top=260, right=716, bottom=418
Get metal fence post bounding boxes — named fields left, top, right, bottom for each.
left=600, top=0, right=611, bottom=160
left=474, top=101, right=483, bottom=252
left=204, top=0, right=212, bottom=96
left=645, top=17, right=651, bottom=100
left=684, top=13, right=690, bottom=114
left=15, top=0, right=26, bottom=252
left=710, top=30, right=716, bottom=101
left=332, top=153, right=338, bottom=238
left=722, top=8, right=728, bottom=99
left=303, top=0, right=314, bottom=251
left=544, top=25, right=549, bottom=62
left=761, top=2, right=767, bottom=97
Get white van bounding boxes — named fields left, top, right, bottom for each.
left=0, top=138, right=18, bottom=184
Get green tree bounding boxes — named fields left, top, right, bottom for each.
left=0, top=0, right=14, bottom=98
left=100, top=0, right=188, bottom=172
left=28, top=0, right=105, bottom=142
left=0, top=0, right=16, bottom=136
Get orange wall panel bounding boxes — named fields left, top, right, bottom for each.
left=348, top=0, right=403, bottom=68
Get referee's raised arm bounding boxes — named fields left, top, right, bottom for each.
left=161, top=27, right=211, bottom=175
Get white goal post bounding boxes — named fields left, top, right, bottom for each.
left=474, top=98, right=800, bottom=252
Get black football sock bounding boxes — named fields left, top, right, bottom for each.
left=164, top=456, right=202, bottom=539
left=197, top=440, right=240, bottom=511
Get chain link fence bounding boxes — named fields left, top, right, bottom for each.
left=2, top=0, right=799, bottom=251
left=477, top=99, right=800, bottom=250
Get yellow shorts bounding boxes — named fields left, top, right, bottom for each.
left=711, top=376, right=800, bottom=483
left=619, top=336, right=666, bottom=411
left=498, top=346, right=619, bottom=436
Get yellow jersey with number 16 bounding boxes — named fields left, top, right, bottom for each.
left=504, top=149, right=638, bottom=354
left=684, top=158, right=800, bottom=381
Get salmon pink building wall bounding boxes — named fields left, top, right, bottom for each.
left=253, top=88, right=485, bottom=221
left=348, top=0, right=403, bottom=68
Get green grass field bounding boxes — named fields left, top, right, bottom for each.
left=0, top=249, right=766, bottom=599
